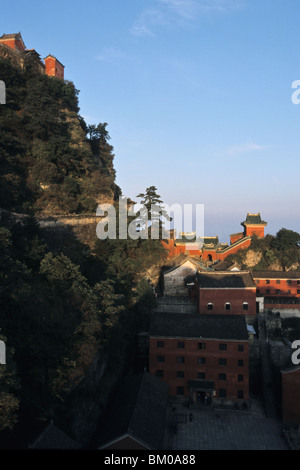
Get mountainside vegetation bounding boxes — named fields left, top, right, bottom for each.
left=0, top=58, right=168, bottom=447
left=0, top=57, right=120, bottom=215
left=226, top=229, right=300, bottom=271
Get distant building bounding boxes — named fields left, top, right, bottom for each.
left=0, top=32, right=64, bottom=79
left=240, top=213, right=267, bottom=238
left=44, top=54, right=65, bottom=79
left=149, top=313, right=249, bottom=406
left=0, top=32, right=26, bottom=52
left=253, top=271, right=300, bottom=311
left=163, top=212, right=267, bottom=262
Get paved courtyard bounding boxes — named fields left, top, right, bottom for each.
left=165, top=398, right=290, bottom=450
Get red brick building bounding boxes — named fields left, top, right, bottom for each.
left=240, top=213, right=267, bottom=238
left=162, top=212, right=267, bottom=262
left=0, top=32, right=26, bottom=52
left=149, top=313, right=249, bottom=406
left=197, top=271, right=257, bottom=317
left=281, top=366, right=300, bottom=424
left=44, top=55, right=65, bottom=79
left=0, top=32, right=64, bottom=79
left=253, top=271, right=300, bottom=310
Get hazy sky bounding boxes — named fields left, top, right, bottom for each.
left=1, top=0, right=300, bottom=242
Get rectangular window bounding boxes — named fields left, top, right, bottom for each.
left=155, top=370, right=164, bottom=377
left=177, top=371, right=184, bottom=378
left=207, top=303, right=213, bottom=311
left=243, top=303, right=249, bottom=310
left=177, top=356, right=185, bottom=364
left=276, top=289, right=281, bottom=294
left=225, top=303, right=231, bottom=311
left=219, top=358, right=227, bottom=366
left=238, top=374, right=244, bottom=382
left=266, top=289, right=270, bottom=294
left=219, top=373, right=226, bottom=380
left=276, top=280, right=281, bottom=284
left=287, top=290, right=291, bottom=294
left=157, top=341, right=164, bottom=348
left=265, top=280, right=270, bottom=284
left=237, top=390, right=244, bottom=399
left=287, top=280, right=292, bottom=285
left=297, top=290, right=300, bottom=294
left=198, top=342, right=206, bottom=350
left=219, top=389, right=227, bottom=398
left=177, top=341, right=185, bottom=349
left=197, top=372, right=205, bottom=379
left=256, top=280, right=260, bottom=284
left=219, top=343, right=227, bottom=351
left=157, top=355, right=165, bottom=362
left=238, top=344, right=244, bottom=352
left=197, top=357, right=206, bottom=365
left=238, top=359, right=244, bottom=367
left=297, top=280, right=300, bottom=285
left=176, top=386, right=184, bottom=395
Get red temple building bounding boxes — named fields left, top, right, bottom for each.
left=0, top=32, right=26, bottom=52
left=253, top=271, right=300, bottom=310
left=162, top=212, right=267, bottom=262
left=0, top=32, right=64, bottom=79
left=44, top=55, right=64, bottom=79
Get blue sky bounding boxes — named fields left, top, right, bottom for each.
left=1, top=0, right=300, bottom=242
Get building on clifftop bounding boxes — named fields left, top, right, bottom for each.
left=0, top=32, right=64, bottom=79
left=44, top=54, right=64, bottom=79
left=240, top=212, right=267, bottom=238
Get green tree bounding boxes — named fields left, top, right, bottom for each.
left=136, top=186, right=171, bottom=239
left=272, top=228, right=300, bottom=250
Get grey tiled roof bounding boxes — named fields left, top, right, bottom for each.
left=98, top=372, right=169, bottom=450
left=252, top=271, right=300, bottom=279
left=197, top=271, right=256, bottom=288
left=29, top=421, right=80, bottom=449
left=149, top=313, right=249, bottom=341
left=241, top=213, right=267, bottom=225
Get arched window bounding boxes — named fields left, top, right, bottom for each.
left=243, top=302, right=249, bottom=311
left=225, top=302, right=231, bottom=311
left=207, top=302, right=213, bottom=311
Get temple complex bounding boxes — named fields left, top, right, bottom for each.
left=0, top=32, right=64, bottom=79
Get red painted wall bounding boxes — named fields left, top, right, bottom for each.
left=254, top=278, right=300, bottom=298
left=0, top=38, right=25, bottom=52
left=217, top=238, right=252, bottom=261
left=198, top=288, right=257, bottom=315
left=230, top=233, right=244, bottom=244
left=282, top=368, right=300, bottom=424
left=245, top=225, right=265, bottom=238
left=149, top=337, right=249, bottom=400
left=44, top=56, right=64, bottom=79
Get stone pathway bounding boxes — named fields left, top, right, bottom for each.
left=165, top=399, right=289, bottom=450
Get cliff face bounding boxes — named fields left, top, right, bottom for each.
left=0, top=56, right=120, bottom=219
